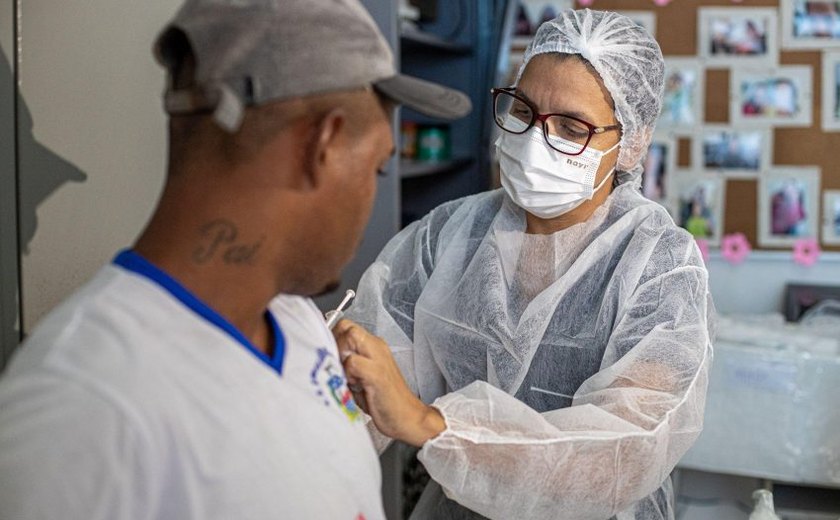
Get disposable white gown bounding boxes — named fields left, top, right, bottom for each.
left=347, top=184, right=714, bottom=520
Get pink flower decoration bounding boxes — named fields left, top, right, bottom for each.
left=721, top=233, right=751, bottom=265
left=695, top=238, right=710, bottom=264
left=653, top=0, right=671, bottom=5
left=793, top=238, right=820, bottom=267
left=579, top=0, right=595, bottom=5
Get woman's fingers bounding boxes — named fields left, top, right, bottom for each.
left=334, top=320, right=364, bottom=360
left=334, top=320, right=378, bottom=358
left=343, top=327, right=376, bottom=357
left=341, top=349, right=378, bottom=385
left=336, top=340, right=355, bottom=362
left=332, top=318, right=358, bottom=337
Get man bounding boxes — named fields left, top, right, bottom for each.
left=0, top=0, right=469, bottom=518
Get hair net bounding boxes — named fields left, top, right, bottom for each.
left=516, top=9, right=665, bottom=186
left=347, top=184, right=713, bottom=519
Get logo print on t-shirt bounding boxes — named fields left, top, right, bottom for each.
left=310, top=347, right=361, bottom=422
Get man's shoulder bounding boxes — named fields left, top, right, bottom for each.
left=12, top=265, right=139, bottom=365
left=17, top=265, right=170, bottom=353
left=0, top=268, right=160, bottom=481
left=4, top=264, right=201, bottom=411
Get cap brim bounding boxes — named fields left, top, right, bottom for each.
left=374, top=75, right=471, bottom=120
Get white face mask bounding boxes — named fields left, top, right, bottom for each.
left=496, top=116, right=619, bottom=219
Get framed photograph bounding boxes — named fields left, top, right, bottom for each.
left=658, top=58, right=704, bottom=131
left=780, top=0, right=840, bottom=49
left=697, top=8, right=778, bottom=67
left=821, top=190, right=840, bottom=245
left=822, top=51, right=840, bottom=131
left=672, top=172, right=726, bottom=247
left=692, top=126, right=772, bottom=178
left=731, top=66, right=813, bottom=127
left=641, top=135, right=677, bottom=207
left=616, top=11, right=657, bottom=38
left=512, top=0, right=573, bottom=48
left=758, top=168, right=821, bottom=247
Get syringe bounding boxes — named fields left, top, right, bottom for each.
left=325, top=289, right=356, bottom=330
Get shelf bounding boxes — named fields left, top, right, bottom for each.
left=400, top=156, right=474, bottom=179
left=399, top=29, right=472, bottom=55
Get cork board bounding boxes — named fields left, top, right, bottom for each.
left=572, top=0, right=840, bottom=250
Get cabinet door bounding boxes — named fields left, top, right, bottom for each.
left=1, top=0, right=19, bottom=367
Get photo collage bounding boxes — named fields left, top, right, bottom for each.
left=638, top=1, right=839, bottom=249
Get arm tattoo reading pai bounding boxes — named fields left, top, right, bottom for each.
left=192, top=219, right=264, bottom=265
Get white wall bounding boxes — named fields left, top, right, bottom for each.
left=17, top=0, right=181, bottom=331
left=706, top=251, right=840, bottom=316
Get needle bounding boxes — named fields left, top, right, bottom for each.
left=325, top=289, right=356, bottom=330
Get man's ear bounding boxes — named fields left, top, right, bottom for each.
left=307, top=108, right=348, bottom=190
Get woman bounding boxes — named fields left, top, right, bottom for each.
left=337, top=9, right=713, bottom=520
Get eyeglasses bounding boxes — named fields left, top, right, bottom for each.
left=491, top=87, right=621, bottom=156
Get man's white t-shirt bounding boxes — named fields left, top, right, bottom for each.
left=0, top=250, right=385, bottom=520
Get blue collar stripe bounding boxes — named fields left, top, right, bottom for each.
left=113, top=249, right=285, bottom=375
left=266, top=312, right=285, bottom=371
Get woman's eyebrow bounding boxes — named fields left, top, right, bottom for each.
left=514, top=87, right=596, bottom=123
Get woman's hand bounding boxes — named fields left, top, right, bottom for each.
left=332, top=319, right=445, bottom=447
